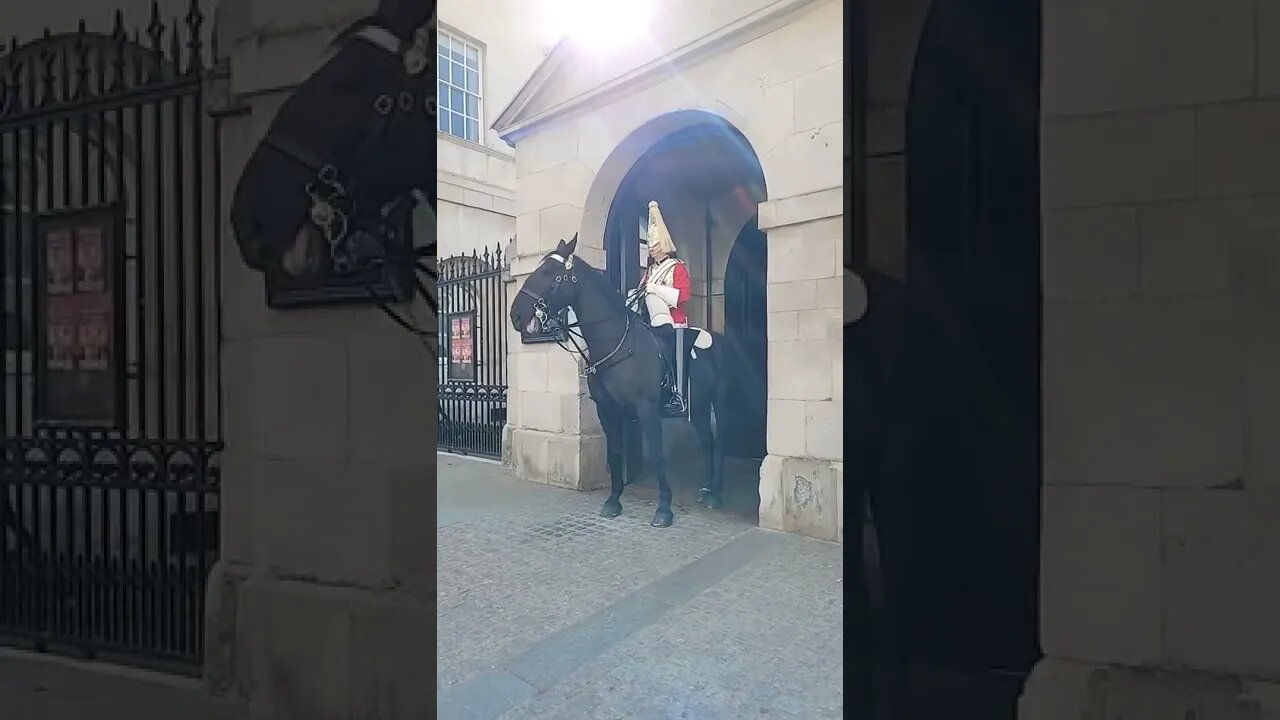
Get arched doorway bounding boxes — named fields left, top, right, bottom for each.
left=900, top=0, right=1042, bottom=713
left=722, top=218, right=767, bottom=459
left=598, top=114, right=768, bottom=523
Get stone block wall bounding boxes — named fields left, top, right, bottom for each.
left=205, top=1, right=435, bottom=717
left=503, top=125, right=607, bottom=487
left=504, top=116, right=621, bottom=491
left=757, top=188, right=845, bottom=543
left=436, top=135, right=516, bottom=260
left=1021, top=0, right=1280, bottom=716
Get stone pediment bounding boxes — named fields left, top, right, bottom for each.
left=491, top=0, right=822, bottom=144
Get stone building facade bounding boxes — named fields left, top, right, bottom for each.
left=1020, top=0, right=1280, bottom=715
left=435, top=0, right=547, bottom=261
left=205, top=0, right=436, bottom=716
left=494, top=0, right=846, bottom=543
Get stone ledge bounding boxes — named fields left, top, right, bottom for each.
left=438, top=171, right=517, bottom=207
left=438, top=131, right=517, bottom=163
left=758, top=187, right=843, bottom=230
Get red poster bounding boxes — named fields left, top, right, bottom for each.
left=448, top=314, right=476, bottom=380
left=36, top=205, right=121, bottom=428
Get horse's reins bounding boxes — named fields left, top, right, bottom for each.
left=519, top=253, right=634, bottom=377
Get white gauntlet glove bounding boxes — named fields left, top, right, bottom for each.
left=625, top=288, right=643, bottom=308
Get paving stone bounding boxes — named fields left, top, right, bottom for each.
left=0, top=651, right=240, bottom=720
left=438, top=456, right=845, bottom=719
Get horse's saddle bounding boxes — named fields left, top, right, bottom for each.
left=624, top=289, right=713, bottom=355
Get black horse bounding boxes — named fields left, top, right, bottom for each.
left=229, top=0, right=436, bottom=343
left=509, top=235, right=730, bottom=528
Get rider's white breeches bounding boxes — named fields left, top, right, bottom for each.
left=645, top=292, right=673, bottom=327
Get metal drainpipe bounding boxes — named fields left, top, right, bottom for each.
left=704, top=204, right=713, bottom=331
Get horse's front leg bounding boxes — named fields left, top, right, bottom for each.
left=639, top=405, right=673, bottom=527
left=599, top=408, right=625, bottom=518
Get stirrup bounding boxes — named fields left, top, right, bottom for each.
left=665, top=391, right=687, bottom=414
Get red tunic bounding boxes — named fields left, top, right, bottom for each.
left=641, top=260, right=692, bottom=326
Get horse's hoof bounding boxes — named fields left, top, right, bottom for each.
left=704, top=495, right=723, bottom=511
left=651, top=511, right=674, bottom=528
left=600, top=501, right=622, bottom=518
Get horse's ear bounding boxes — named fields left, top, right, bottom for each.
left=565, top=233, right=578, bottom=255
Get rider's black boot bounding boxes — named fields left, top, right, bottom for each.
left=653, top=325, right=686, bottom=415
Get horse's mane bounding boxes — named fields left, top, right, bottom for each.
left=563, top=255, right=633, bottom=315
left=328, top=8, right=423, bottom=50
left=328, top=17, right=380, bottom=49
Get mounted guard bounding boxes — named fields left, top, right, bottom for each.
left=510, top=233, right=729, bottom=526
left=635, top=200, right=692, bottom=416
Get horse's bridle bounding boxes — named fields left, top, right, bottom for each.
left=260, top=21, right=438, bottom=345
left=263, top=24, right=431, bottom=269
left=519, top=253, right=633, bottom=377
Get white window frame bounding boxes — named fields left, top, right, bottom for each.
left=437, top=29, right=484, bottom=145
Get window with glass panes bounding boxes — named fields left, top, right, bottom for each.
left=437, top=31, right=482, bottom=143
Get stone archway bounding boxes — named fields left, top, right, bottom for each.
left=578, top=110, right=766, bottom=258
left=586, top=112, right=769, bottom=523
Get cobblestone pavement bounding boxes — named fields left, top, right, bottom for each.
left=437, top=454, right=845, bottom=720
left=0, top=649, right=239, bottom=720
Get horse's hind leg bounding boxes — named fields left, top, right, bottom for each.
left=599, top=410, right=625, bottom=518
left=691, top=372, right=720, bottom=510
left=639, top=406, right=673, bottom=527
